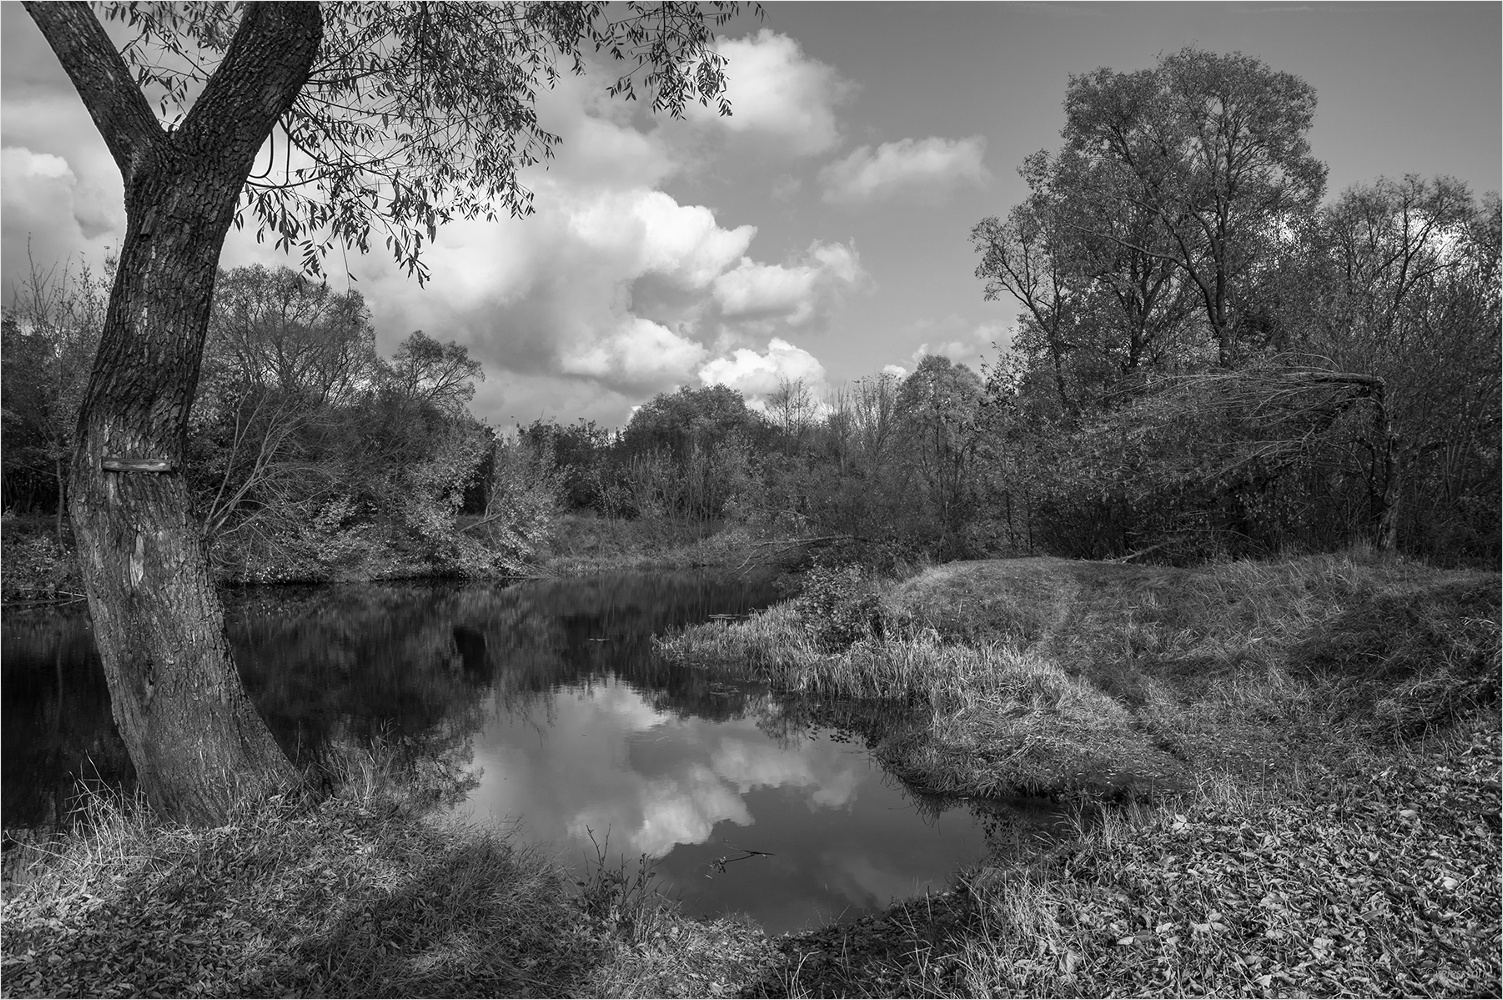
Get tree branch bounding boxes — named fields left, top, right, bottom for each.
left=178, top=2, right=324, bottom=175
left=23, top=1, right=164, bottom=185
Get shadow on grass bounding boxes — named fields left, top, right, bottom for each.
left=1, top=791, right=644, bottom=999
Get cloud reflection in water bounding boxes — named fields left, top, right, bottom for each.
left=460, top=677, right=986, bottom=933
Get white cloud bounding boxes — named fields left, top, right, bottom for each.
left=712, top=240, right=868, bottom=333
left=820, top=136, right=991, bottom=206
left=561, top=316, right=708, bottom=388
left=344, top=161, right=865, bottom=410
left=698, top=336, right=827, bottom=405
left=683, top=29, right=854, bottom=156
left=1, top=141, right=123, bottom=283
left=902, top=315, right=1003, bottom=370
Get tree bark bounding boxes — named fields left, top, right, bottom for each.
left=27, top=1, right=324, bottom=824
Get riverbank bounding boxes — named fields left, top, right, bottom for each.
left=658, top=554, right=1499, bottom=798
left=4, top=551, right=1496, bottom=997
left=654, top=552, right=1502, bottom=995
left=0, top=511, right=795, bottom=603
left=1, top=749, right=777, bottom=999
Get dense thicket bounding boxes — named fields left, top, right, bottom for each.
left=4, top=264, right=557, bottom=580
left=967, top=48, right=1499, bottom=563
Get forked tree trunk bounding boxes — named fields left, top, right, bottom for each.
left=27, top=1, right=323, bottom=824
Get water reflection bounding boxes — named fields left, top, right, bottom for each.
left=462, top=677, right=989, bottom=931
left=1, top=571, right=1051, bottom=932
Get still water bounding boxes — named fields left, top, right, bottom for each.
left=2, top=572, right=1047, bottom=933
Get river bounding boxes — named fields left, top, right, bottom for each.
left=2, top=571, right=1061, bottom=933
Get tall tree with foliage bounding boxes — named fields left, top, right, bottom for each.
left=896, top=355, right=986, bottom=553
left=972, top=149, right=1196, bottom=416
left=26, top=0, right=742, bottom=824
left=1061, top=48, right=1327, bottom=366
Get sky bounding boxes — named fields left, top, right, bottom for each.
left=3, top=2, right=1499, bottom=429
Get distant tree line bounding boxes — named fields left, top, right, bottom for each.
left=5, top=47, right=1497, bottom=571
left=521, top=48, right=1499, bottom=566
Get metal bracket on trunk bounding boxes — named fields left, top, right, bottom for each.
left=102, top=456, right=176, bottom=473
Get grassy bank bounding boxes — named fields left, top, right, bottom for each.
left=1, top=752, right=775, bottom=999
left=540, top=513, right=787, bottom=576
left=0, top=511, right=791, bottom=601
left=655, top=552, right=1501, bottom=996
left=658, top=553, right=1499, bottom=799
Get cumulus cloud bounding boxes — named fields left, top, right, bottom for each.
left=561, top=317, right=708, bottom=387
left=1, top=142, right=123, bottom=282
left=0, top=28, right=870, bottom=426
left=901, top=314, right=1004, bottom=370
left=712, top=241, right=868, bottom=333
left=347, top=175, right=863, bottom=406
left=697, top=337, right=828, bottom=405
left=820, top=136, right=991, bottom=206
left=682, top=29, right=854, bottom=156
left=0, top=11, right=130, bottom=282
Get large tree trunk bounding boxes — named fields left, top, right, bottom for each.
left=28, top=1, right=323, bottom=825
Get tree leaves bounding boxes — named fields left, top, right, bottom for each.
left=97, top=2, right=750, bottom=284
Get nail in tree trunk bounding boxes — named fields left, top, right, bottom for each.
left=26, top=2, right=323, bottom=824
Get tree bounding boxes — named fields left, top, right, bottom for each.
left=383, top=330, right=484, bottom=414
left=1061, top=48, right=1327, bottom=366
left=973, top=150, right=1196, bottom=416
left=766, top=375, right=817, bottom=446
left=1289, top=177, right=1501, bottom=554
left=26, top=0, right=742, bottom=824
left=896, top=355, right=986, bottom=553
left=192, top=265, right=379, bottom=544
left=206, top=265, right=378, bottom=408
left=1, top=255, right=106, bottom=537
left=849, top=371, right=901, bottom=469
left=621, top=383, right=761, bottom=459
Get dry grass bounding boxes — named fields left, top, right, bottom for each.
left=755, top=722, right=1500, bottom=999
left=0, top=751, right=777, bottom=999
left=655, top=549, right=1501, bottom=997
left=660, top=550, right=1499, bottom=799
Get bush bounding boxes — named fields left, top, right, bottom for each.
left=792, top=563, right=885, bottom=651
left=0, top=513, right=81, bottom=600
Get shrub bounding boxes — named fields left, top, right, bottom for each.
left=0, top=514, right=80, bottom=600
left=792, top=563, right=885, bottom=651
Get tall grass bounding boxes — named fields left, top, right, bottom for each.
left=658, top=551, right=1500, bottom=797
